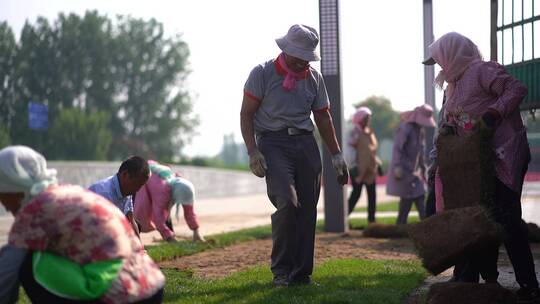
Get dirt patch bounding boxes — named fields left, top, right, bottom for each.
left=159, top=230, right=418, bottom=279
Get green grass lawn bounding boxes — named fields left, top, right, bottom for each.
left=19, top=216, right=424, bottom=303
left=18, top=257, right=427, bottom=304
left=163, top=259, right=427, bottom=304
left=354, top=201, right=400, bottom=213
left=352, top=200, right=423, bottom=213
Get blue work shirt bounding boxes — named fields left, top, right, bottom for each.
left=88, top=175, right=133, bottom=215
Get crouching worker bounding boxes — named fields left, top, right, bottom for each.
left=0, top=146, right=165, bottom=304
left=89, top=156, right=150, bottom=238
left=134, top=160, right=205, bottom=243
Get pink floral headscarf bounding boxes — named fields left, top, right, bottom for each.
left=348, top=107, right=372, bottom=147
left=352, top=107, right=372, bottom=129
left=400, top=104, right=436, bottom=128
left=428, top=32, right=483, bottom=97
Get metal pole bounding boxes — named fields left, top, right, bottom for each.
left=423, top=0, right=436, bottom=162
left=490, top=0, right=498, bottom=61
left=319, top=0, right=347, bottom=233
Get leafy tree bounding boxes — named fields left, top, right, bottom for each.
left=10, top=18, right=58, bottom=152
left=0, top=22, right=16, bottom=130
left=353, top=95, right=400, bottom=140
left=110, top=16, right=197, bottom=160
left=53, top=11, right=117, bottom=113
left=0, top=124, right=11, bottom=149
left=47, top=109, right=111, bottom=160
left=220, top=133, right=240, bottom=165
left=6, top=11, right=197, bottom=160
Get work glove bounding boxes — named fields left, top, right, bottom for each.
left=376, top=157, right=384, bottom=177
left=331, top=152, right=349, bottom=185
left=478, top=110, right=500, bottom=134
left=477, top=110, right=500, bottom=140
left=394, top=166, right=403, bottom=180
left=249, top=148, right=268, bottom=178
left=480, top=111, right=498, bottom=129
left=438, top=123, right=455, bottom=136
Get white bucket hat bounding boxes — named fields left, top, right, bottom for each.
left=275, top=24, right=320, bottom=62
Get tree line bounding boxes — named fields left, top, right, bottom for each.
left=0, top=11, right=197, bottom=160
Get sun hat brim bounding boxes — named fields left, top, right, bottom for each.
left=276, top=37, right=320, bottom=62
left=422, top=57, right=436, bottom=65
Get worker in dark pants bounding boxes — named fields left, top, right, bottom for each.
left=424, top=32, right=539, bottom=303
left=240, top=24, right=348, bottom=287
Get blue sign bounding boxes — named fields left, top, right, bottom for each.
left=28, top=102, right=48, bottom=130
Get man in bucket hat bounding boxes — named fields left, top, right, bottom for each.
left=240, top=24, right=348, bottom=287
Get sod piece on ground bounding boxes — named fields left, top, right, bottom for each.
left=363, top=223, right=409, bottom=239
left=408, top=206, right=501, bottom=275
left=426, top=282, right=516, bottom=304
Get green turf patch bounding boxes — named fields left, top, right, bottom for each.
left=147, top=225, right=273, bottom=262
left=162, top=259, right=428, bottom=304
left=353, top=201, right=419, bottom=213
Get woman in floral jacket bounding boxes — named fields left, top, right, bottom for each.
left=0, top=146, right=165, bottom=304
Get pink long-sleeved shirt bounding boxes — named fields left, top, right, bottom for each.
left=442, top=60, right=529, bottom=193
left=134, top=174, right=199, bottom=240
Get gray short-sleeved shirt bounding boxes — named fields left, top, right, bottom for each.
left=243, top=58, right=330, bottom=133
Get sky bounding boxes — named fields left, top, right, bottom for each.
left=0, top=0, right=494, bottom=157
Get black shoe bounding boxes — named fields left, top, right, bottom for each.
left=446, top=275, right=479, bottom=283
left=272, top=275, right=289, bottom=287
left=516, top=287, right=540, bottom=304
left=289, top=276, right=319, bottom=287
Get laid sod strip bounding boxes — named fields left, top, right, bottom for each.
left=162, top=259, right=428, bottom=304
left=147, top=225, right=273, bottom=262
left=148, top=216, right=420, bottom=263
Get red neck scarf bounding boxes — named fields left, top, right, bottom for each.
left=275, top=53, right=309, bottom=91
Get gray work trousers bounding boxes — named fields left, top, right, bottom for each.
left=258, top=132, right=322, bottom=281
left=396, top=195, right=426, bottom=225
